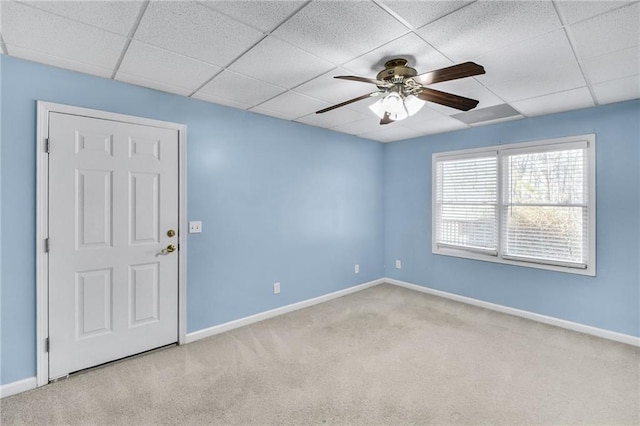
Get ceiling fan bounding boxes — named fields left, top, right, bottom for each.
left=316, top=58, right=486, bottom=125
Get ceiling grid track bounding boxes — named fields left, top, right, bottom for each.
left=110, top=0, right=150, bottom=80
left=551, top=0, right=600, bottom=106
left=188, top=0, right=314, bottom=98
left=186, top=34, right=269, bottom=98
left=372, top=0, right=416, bottom=31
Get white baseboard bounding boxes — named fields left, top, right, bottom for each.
left=186, top=278, right=385, bottom=343
left=1, top=377, right=37, bottom=399
left=385, top=278, right=640, bottom=347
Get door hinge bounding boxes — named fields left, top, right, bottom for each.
left=45, top=337, right=50, bottom=352
left=44, top=238, right=49, bottom=253
left=45, top=138, right=50, bottom=153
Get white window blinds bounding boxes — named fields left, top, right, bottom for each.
left=501, top=142, right=588, bottom=268
left=435, top=155, right=498, bottom=255
left=432, top=135, right=595, bottom=275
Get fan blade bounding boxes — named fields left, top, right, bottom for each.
left=412, top=62, right=485, bottom=86
left=380, top=111, right=394, bottom=125
left=316, top=92, right=381, bottom=114
left=417, top=87, right=479, bottom=111
left=334, top=75, right=391, bottom=87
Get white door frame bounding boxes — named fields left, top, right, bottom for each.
left=36, top=101, right=188, bottom=387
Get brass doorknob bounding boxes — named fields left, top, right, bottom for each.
left=161, top=244, right=177, bottom=254
left=167, top=229, right=176, bottom=237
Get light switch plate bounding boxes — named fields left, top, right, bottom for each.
left=189, top=221, right=202, bottom=233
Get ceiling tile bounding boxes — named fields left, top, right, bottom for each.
left=473, top=29, right=576, bottom=85
left=381, top=0, right=473, bottom=29
left=199, top=70, right=286, bottom=106
left=342, top=33, right=452, bottom=77
left=271, top=1, right=409, bottom=64
left=295, top=108, right=368, bottom=129
left=487, top=62, right=586, bottom=102
left=511, top=87, right=595, bottom=117
left=2, top=1, right=126, bottom=69
left=134, top=1, right=264, bottom=67
left=292, top=67, right=376, bottom=104
left=555, top=0, right=633, bottom=24
left=191, top=92, right=252, bottom=110
left=5, top=44, right=113, bottom=78
left=249, top=106, right=297, bottom=121
left=401, top=112, right=469, bottom=134
left=570, top=2, right=640, bottom=59
left=229, top=36, right=334, bottom=89
left=417, top=1, right=562, bottom=62
left=118, top=41, right=220, bottom=91
left=115, top=72, right=192, bottom=97
left=198, top=0, right=305, bottom=32
left=359, top=125, right=426, bottom=143
left=331, top=118, right=382, bottom=135
left=257, top=92, right=330, bottom=119
left=592, top=75, right=640, bottom=104
left=20, top=0, right=143, bottom=36
left=583, top=47, right=640, bottom=84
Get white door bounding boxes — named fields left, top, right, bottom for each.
left=48, top=112, right=179, bottom=379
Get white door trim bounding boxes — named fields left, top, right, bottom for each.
left=36, top=101, right=187, bottom=387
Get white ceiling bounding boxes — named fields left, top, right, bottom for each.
left=1, top=0, right=638, bottom=142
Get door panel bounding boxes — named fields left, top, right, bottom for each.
left=129, top=262, right=160, bottom=326
left=48, top=112, right=179, bottom=379
left=77, top=169, right=113, bottom=248
left=77, top=267, right=112, bottom=338
left=130, top=172, right=159, bottom=244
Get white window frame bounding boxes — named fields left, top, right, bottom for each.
left=432, top=134, right=596, bottom=276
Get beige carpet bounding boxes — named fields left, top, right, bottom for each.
left=2, top=283, right=639, bottom=425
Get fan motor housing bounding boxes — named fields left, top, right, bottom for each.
left=376, top=58, right=417, bottom=83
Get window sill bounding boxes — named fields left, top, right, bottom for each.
left=432, top=246, right=596, bottom=277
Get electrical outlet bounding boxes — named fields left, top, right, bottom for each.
left=189, top=221, right=202, bottom=233
left=273, top=282, right=280, bottom=294
left=355, top=264, right=360, bottom=274
left=395, top=260, right=402, bottom=269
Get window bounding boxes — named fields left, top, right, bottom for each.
left=433, top=135, right=595, bottom=276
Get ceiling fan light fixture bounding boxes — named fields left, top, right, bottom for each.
left=369, top=97, right=389, bottom=119
left=369, top=96, right=407, bottom=121
left=369, top=92, right=424, bottom=121
left=381, top=91, right=404, bottom=113
left=404, top=94, right=426, bottom=116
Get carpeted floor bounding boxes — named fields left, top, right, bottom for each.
left=2, top=283, right=639, bottom=425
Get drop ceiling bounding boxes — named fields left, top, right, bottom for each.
left=1, top=0, right=638, bottom=142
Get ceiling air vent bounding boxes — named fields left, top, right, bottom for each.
left=452, top=104, right=523, bottom=126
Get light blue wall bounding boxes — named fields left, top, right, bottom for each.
left=2, top=53, right=639, bottom=387
left=384, top=100, right=640, bottom=337
left=0, top=55, right=384, bottom=384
